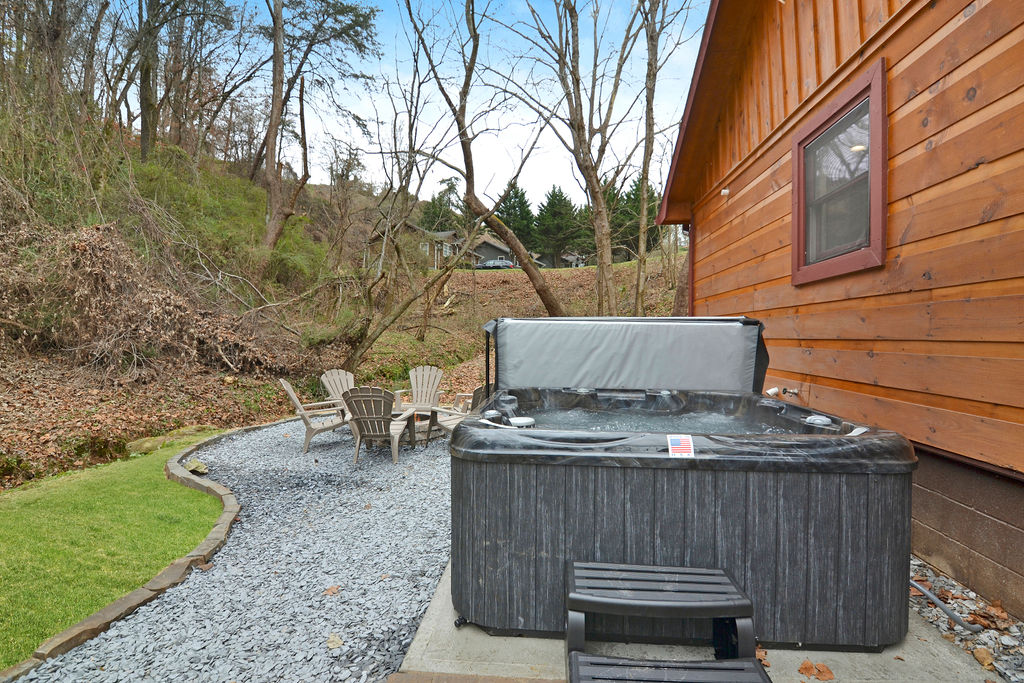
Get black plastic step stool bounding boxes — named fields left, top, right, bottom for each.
left=569, top=652, right=772, bottom=683
left=566, top=562, right=757, bottom=659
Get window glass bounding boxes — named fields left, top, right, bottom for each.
left=804, top=98, right=870, bottom=265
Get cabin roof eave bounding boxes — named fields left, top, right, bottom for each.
left=657, top=0, right=757, bottom=225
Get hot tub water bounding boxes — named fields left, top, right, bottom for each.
left=527, top=407, right=790, bottom=434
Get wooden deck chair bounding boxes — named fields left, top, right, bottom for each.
left=320, top=369, right=355, bottom=418
left=435, top=406, right=468, bottom=433
left=279, top=378, right=346, bottom=453
left=470, top=384, right=489, bottom=411
left=435, top=385, right=487, bottom=433
left=343, top=387, right=416, bottom=464
left=394, top=365, right=444, bottom=411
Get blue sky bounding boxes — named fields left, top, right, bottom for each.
left=302, top=0, right=710, bottom=210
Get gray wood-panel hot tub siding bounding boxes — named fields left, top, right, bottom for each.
left=451, top=458, right=911, bottom=649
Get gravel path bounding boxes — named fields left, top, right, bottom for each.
left=909, top=557, right=1024, bottom=682
left=25, top=420, right=452, bottom=683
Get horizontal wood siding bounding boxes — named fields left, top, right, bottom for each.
left=688, top=0, right=1024, bottom=474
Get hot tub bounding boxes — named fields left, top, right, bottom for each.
left=450, top=387, right=916, bottom=650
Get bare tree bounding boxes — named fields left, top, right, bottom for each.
left=404, top=0, right=566, bottom=317
left=80, top=0, right=110, bottom=113
left=633, top=0, right=693, bottom=314
left=261, top=0, right=309, bottom=251
left=247, top=0, right=377, bottom=181
left=191, top=5, right=269, bottom=162
left=338, top=23, right=483, bottom=369
left=493, top=0, right=695, bottom=316
left=496, top=0, right=645, bottom=315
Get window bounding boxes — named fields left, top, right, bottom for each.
left=792, top=58, right=886, bottom=285
left=442, top=243, right=452, bottom=257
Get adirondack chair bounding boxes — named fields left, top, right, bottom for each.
left=393, top=365, right=446, bottom=441
left=279, top=379, right=346, bottom=453
left=342, top=386, right=416, bottom=464
left=393, top=365, right=444, bottom=412
left=470, top=384, right=490, bottom=411
left=320, top=369, right=355, bottom=419
left=435, top=385, right=488, bottom=433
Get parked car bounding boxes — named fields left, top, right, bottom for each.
left=475, top=258, right=515, bottom=269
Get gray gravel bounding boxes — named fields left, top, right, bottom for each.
left=25, top=420, right=451, bottom=682
left=910, top=557, right=1024, bottom=682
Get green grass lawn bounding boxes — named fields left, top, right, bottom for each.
left=0, top=431, right=224, bottom=669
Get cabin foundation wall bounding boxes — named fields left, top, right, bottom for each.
left=911, top=446, right=1024, bottom=620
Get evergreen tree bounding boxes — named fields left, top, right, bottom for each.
left=535, top=186, right=589, bottom=266
left=620, top=176, right=663, bottom=254
left=602, top=176, right=662, bottom=258
left=496, top=181, right=537, bottom=251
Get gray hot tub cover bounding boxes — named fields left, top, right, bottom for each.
left=485, top=316, right=769, bottom=393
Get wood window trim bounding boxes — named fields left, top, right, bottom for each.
left=792, top=58, right=887, bottom=286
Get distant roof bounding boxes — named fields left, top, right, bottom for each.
left=368, top=222, right=458, bottom=243
left=471, top=233, right=511, bottom=254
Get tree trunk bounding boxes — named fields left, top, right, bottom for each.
left=416, top=270, right=451, bottom=342
left=580, top=171, right=617, bottom=316
left=634, top=0, right=661, bottom=316
left=592, top=204, right=617, bottom=316
left=671, top=240, right=688, bottom=315
left=262, top=0, right=286, bottom=249
left=80, top=0, right=109, bottom=114
left=138, top=0, right=159, bottom=162
left=26, top=0, right=67, bottom=107
left=166, top=13, right=186, bottom=146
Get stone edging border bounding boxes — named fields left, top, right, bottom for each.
left=0, top=418, right=296, bottom=682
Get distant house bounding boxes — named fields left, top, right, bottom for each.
left=658, top=0, right=1024, bottom=616
left=419, top=230, right=458, bottom=269
left=470, top=233, right=514, bottom=265
left=365, top=223, right=459, bottom=269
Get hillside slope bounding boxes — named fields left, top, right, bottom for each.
left=0, top=256, right=685, bottom=489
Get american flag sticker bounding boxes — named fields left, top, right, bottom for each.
left=667, top=434, right=695, bottom=457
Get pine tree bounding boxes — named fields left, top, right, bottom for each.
left=496, top=181, right=537, bottom=251
left=535, top=186, right=589, bottom=266
left=620, top=176, right=663, bottom=255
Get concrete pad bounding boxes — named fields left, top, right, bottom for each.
left=401, top=563, right=995, bottom=682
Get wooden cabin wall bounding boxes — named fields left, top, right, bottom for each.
left=687, top=0, right=1023, bottom=476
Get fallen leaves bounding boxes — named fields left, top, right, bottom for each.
left=0, top=347, right=294, bottom=490
left=966, top=601, right=1015, bottom=631
left=323, top=585, right=339, bottom=596
left=814, top=664, right=835, bottom=681
left=973, top=646, right=995, bottom=670
left=797, top=660, right=834, bottom=681
left=755, top=646, right=770, bottom=668
left=326, top=633, right=344, bottom=649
